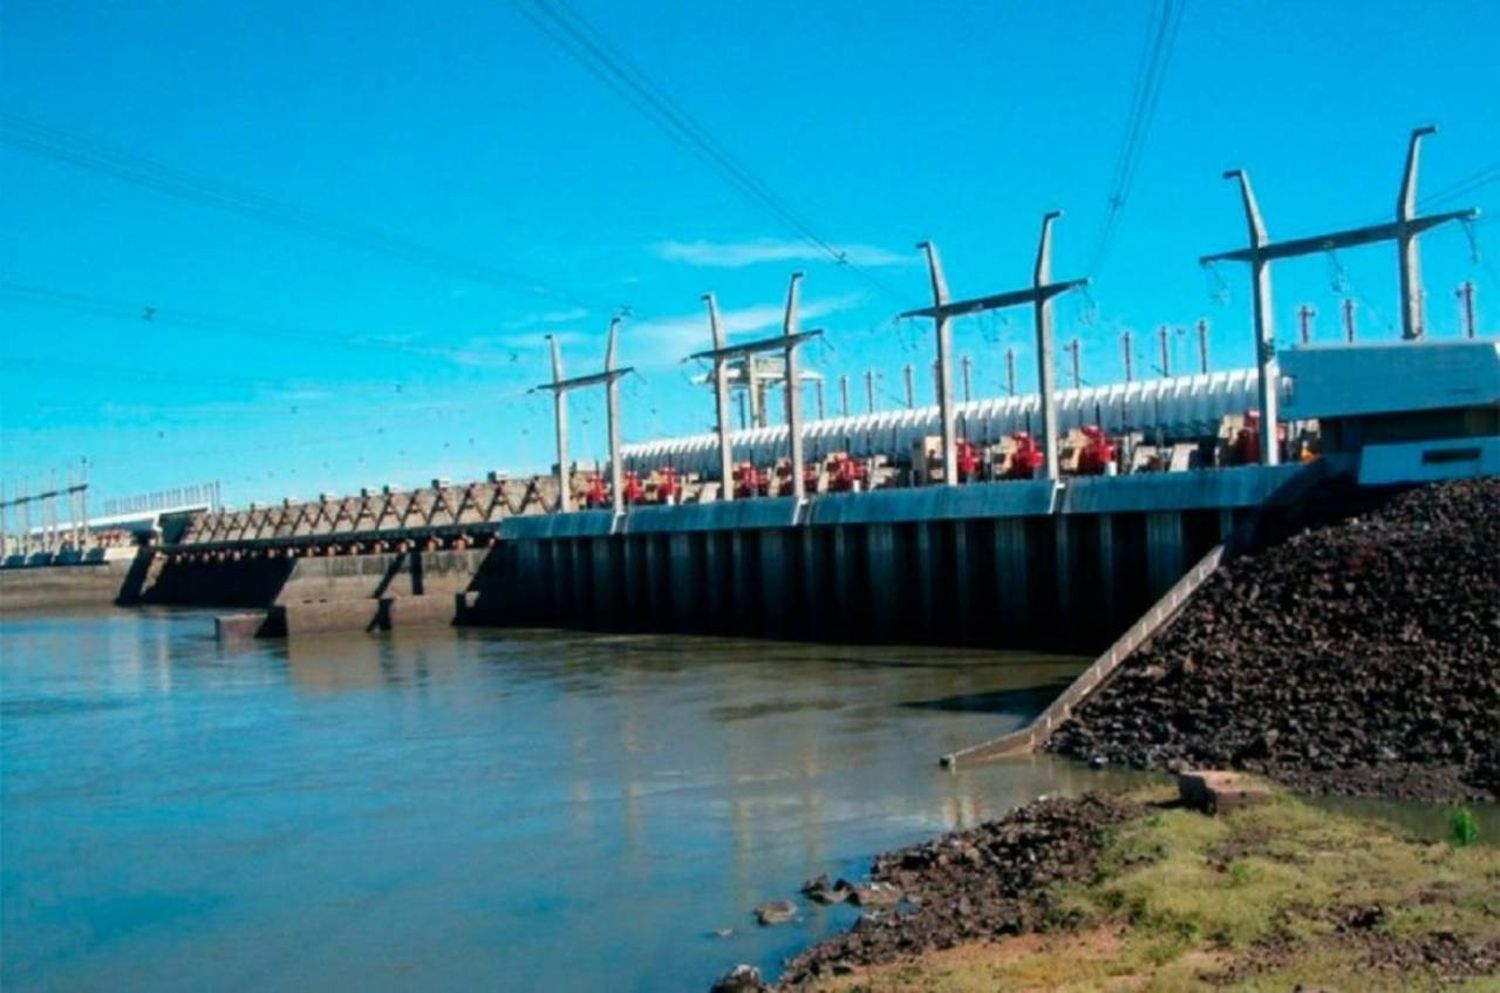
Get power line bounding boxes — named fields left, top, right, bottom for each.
left=1422, top=160, right=1500, bottom=208
left=1088, top=0, right=1188, bottom=275
left=0, top=112, right=616, bottom=313
left=512, top=0, right=909, bottom=308
left=0, top=279, right=528, bottom=366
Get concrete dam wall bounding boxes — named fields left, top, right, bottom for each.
left=40, top=464, right=1315, bottom=651
left=462, top=466, right=1312, bottom=654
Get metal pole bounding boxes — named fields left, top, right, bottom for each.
left=1344, top=298, right=1357, bottom=342
left=1298, top=303, right=1315, bottom=345
left=1157, top=324, right=1171, bottom=377
left=1225, top=169, right=1280, bottom=466
left=865, top=370, right=876, bottom=413
left=961, top=354, right=972, bottom=403
left=1458, top=281, right=1477, bottom=339
left=604, top=317, right=625, bottom=517
left=814, top=378, right=825, bottom=420
left=704, top=293, right=735, bottom=502
left=903, top=364, right=914, bottom=409
left=782, top=272, right=808, bottom=502
left=1196, top=319, right=1209, bottom=373
left=1033, top=211, right=1062, bottom=480
left=1396, top=126, right=1436, bottom=341
left=548, top=335, right=571, bottom=512
left=1067, top=338, right=1081, bottom=389
left=917, top=241, right=958, bottom=486
left=746, top=357, right=763, bottom=429
left=1122, top=330, right=1133, bottom=383
left=839, top=374, right=850, bottom=417
left=1005, top=347, right=1016, bottom=396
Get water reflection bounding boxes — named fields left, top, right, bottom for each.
left=4, top=611, right=1142, bottom=993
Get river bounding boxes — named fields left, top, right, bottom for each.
left=3, top=608, right=1138, bottom=992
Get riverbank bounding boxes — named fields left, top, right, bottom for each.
left=721, top=785, right=1498, bottom=991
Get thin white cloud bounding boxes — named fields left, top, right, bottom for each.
left=624, top=292, right=867, bottom=367
left=655, top=238, right=915, bottom=269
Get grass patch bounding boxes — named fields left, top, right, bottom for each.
left=801, top=788, right=1500, bottom=991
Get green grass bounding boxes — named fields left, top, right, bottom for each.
left=1451, top=806, right=1481, bottom=847
left=806, top=787, right=1500, bottom=992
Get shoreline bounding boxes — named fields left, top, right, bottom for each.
left=714, top=780, right=1499, bottom=992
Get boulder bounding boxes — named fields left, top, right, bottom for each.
left=753, top=900, right=797, bottom=926
left=708, top=964, right=769, bottom=993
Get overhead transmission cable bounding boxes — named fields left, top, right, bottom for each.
left=511, top=0, right=909, bottom=308
left=0, top=112, right=615, bottom=312
left=1421, top=160, right=1500, bottom=208
left=0, top=279, right=529, bottom=366
left=1087, top=0, right=1188, bottom=275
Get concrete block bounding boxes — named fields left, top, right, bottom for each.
left=1177, top=770, right=1272, bottom=815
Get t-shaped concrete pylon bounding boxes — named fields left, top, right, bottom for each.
left=1201, top=126, right=1480, bottom=465
left=903, top=212, right=1088, bottom=482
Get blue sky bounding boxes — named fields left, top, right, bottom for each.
left=2, top=0, right=1496, bottom=510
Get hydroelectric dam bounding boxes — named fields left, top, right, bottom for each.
left=3, top=126, right=1496, bottom=667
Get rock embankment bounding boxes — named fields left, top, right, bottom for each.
left=769, top=793, right=1135, bottom=989
left=1051, top=478, right=1500, bottom=801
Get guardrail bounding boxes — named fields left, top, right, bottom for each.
left=940, top=542, right=1226, bottom=768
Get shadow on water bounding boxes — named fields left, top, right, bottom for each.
left=899, top=678, right=1074, bottom=716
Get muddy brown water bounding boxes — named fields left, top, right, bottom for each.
left=1, top=607, right=1484, bottom=992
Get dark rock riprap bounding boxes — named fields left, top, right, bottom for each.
left=1050, top=478, right=1500, bottom=802
left=773, top=793, right=1136, bottom=988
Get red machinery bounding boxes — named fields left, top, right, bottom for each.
left=654, top=466, right=681, bottom=505
left=733, top=462, right=768, bottom=499
left=622, top=470, right=646, bottom=505
left=956, top=439, right=982, bottom=482
left=1002, top=432, right=1045, bottom=480
left=583, top=474, right=609, bottom=509
left=1076, top=425, right=1117, bottom=476
left=827, top=452, right=869, bottom=492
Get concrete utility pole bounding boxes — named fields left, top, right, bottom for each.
left=903, top=212, right=1087, bottom=481
left=961, top=354, right=973, bottom=403
left=903, top=363, right=915, bottom=409
left=1298, top=304, right=1316, bottom=345
left=1202, top=126, right=1479, bottom=464
left=1343, top=298, right=1357, bottom=343
left=690, top=273, right=822, bottom=502
left=703, top=293, right=736, bottom=501
left=1196, top=319, right=1210, bottom=373
left=1122, top=330, right=1134, bottom=383
left=1066, top=338, right=1082, bottom=389
left=1458, top=281, right=1477, bottom=339
left=535, top=318, right=635, bottom=515
left=839, top=374, right=850, bottom=417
